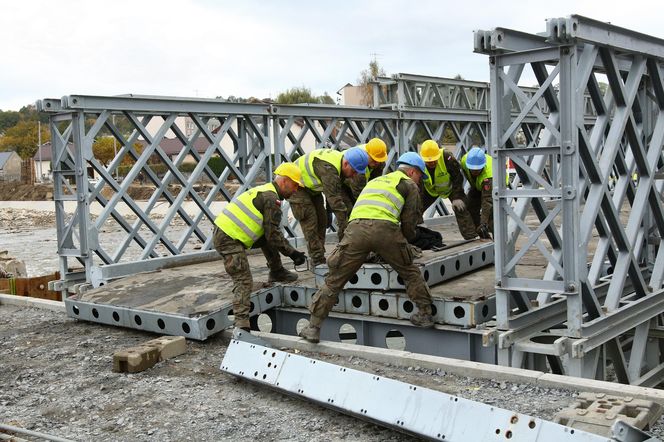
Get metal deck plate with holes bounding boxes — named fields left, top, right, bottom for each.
left=314, top=240, right=495, bottom=291
left=220, top=340, right=611, bottom=442
left=64, top=258, right=299, bottom=340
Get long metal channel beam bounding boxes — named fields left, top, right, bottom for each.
left=314, top=242, right=494, bottom=291
left=281, top=285, right=495, bottom=328
left=89, top=251, right=220, bottom=287
left=395, top=72, right=490, bottom=89
left=220, top=340, right=612, bottom=442
left=64, top=286, right=282, bottom=341
left=547, top=14, right=664, bottom=61
left=272, top=308, right=496, bottom=363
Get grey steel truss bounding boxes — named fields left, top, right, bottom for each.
left=476, top=15, right=664, bottom=385
left=221, top=339, right=648, bottom=442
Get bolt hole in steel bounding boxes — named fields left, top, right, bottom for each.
left=528, top=420, right=536, bottom=429
left=482, top=305, right=489, bottom=318
left=455, top=260, right=460, bottom=271
left=431, top=304, right=438, bottom=316
left=295, top=318, right=309, bottom=334
left=206, top=318, right=216, bottom=331
left=469, top=255, right=474, bottom=266
left=349, top=274, right=359, bottom=284
left=112, top=311, right=120, bottom=322
left=290, top=290, right=299, bottom=302
left=257, top=313, right=273, bottom=332
left=397, top=275, right=404, bottom=285
left=454, top=306, right=466, bottom=319
left=134, top=315, right=142, bottom=325
left=440, top=265, right=445, bottom=277
left=265, top=293, right=273, bottom=304
left=481, top=251, right=486, bottom=262
left=72, top=305, right=79, bottom=315
left=351, top=296, right=362, bottom=308
left=378, top=298, right=390, bottom=311
left=505, top=430, right=513, bottom=439
left=423, top=270, right=429, bottom=281
left=339, top=323, right=357, bottom=344
left=403, top=300, right=414, bottom=313
left=249, top=301, right=255, bottom=313
left=385, top=329, right=405, bottom=350
left=370, top=273, right=382, bottom=285
left=182, top=323, right=190, bottom=334
left=92, top=308, right=99, bottom=318
left=157, top=319, right=165, bottom=329
left=510, top=415, right=518, bottom=424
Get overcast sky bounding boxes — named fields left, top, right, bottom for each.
left=1, top=0, right=662, bottom=111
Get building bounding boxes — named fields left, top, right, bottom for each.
left=0, top=151, right=22, bottom=181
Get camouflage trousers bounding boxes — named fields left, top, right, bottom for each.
left=465, top=187, right=493, bottom=233
left=422, top=192, right=477, bottom=240
left=289, top=189, right=327, bottom=265
left=308, top=219, right=433, bottom=327
left=212, top=226, right=285, bottom=329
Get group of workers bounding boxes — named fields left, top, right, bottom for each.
left=212, top=138, right=494, bottom=339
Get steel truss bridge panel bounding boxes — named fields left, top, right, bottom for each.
left=220, top=339, right=622, bottom=442
left=314, top=241, right=495, bottom=291
left=475, top=14, right=664, bottom=385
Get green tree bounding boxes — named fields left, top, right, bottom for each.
left=92, top=137, right=118, bottom=166
left=276, top=87, right=335, bottom=105
left=0, top=120, right=50, bottom=159
left=358, top=59, right=386, bottom=106
left=0, top=110, right=20, bottom=134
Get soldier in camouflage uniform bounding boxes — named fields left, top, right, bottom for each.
left=347, top=138, right=388, bottom=200
left=460, top=147, right=493, bottom=240
left=213, top=163, right=307, bottom=330
left=419, top=140, right=478, bottom=240
left=299, top=152, right=435, bottom=343
left=289, top=147, right=369, bottom=266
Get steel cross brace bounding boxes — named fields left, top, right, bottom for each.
left=221, top=339, right=647, bottom=441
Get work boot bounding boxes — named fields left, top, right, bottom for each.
left=409, top=311, right=435, bottom=328
left=268, top=268, right=298, bottom=283
left=299, top=325, right=320, bottom=343
left=312, top=257, right=327, bottom=267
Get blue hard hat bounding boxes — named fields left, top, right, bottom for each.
left=344, top=147, right=369, bottom=174
left=396, top=152, right=429, bottom=178
left=466, top=147, right=487, bottom=170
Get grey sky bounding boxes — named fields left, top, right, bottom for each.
left=1, top=0, right=662, bottom=111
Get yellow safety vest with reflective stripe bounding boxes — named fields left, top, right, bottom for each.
left=214, top=183, right=276, bottom=248
left=423, top=156, right=452, bottom=198
left=461, top=153, right=493, bottom=191
left=296, top=149, right=343, bottom=192
left=349, top=171, right=407, bottom=224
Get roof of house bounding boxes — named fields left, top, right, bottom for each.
left=0, top=151, right=19, bottom=169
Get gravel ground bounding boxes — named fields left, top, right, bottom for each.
left=3, top=305, right=663, bottom=441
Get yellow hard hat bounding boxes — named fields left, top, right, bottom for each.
left=365, top=138, right=388, bottom=162
left=274, top=162, right=303, bottom=186
left=420, top=139, right=441, bottom=162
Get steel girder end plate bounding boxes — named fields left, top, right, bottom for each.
left=231, top=328, right=272, bottom=348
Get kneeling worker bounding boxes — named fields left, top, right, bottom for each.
left=460, top=147, right=494, bottom=240
left=299, top=152, right=435, bottom=343
left=213, top=163, right=307, bottom=330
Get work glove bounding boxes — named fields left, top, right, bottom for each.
left=477, top=223, right=492, bottom=240
left=451, top=199, right=466, bottom=213
left=290, top=250, right=307, bottom=266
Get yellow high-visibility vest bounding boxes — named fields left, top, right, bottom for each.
left=423, top=155, right=452, bottom=198
left=349, top=171, right=407, bottom=224
left=214, top=183, right=276, bottom=248
left=297, top=149, right=343, bottom=192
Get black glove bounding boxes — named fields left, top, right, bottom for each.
left=291, top=250, right=307, bottom=266
left=477, top=223, right=492, bottom=240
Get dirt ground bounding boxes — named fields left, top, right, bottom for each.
left=6, top=304, right=659, bottom=442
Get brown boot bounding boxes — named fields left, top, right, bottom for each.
left=299, top=325, right=320, bottom=343
left=409, top=311, right=435, bottom=328
left=268, top=268, right=298, bottom=283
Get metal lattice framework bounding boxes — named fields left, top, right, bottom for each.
left=39, top=91, right=497, bottom=292
left=476, top=15, right=664, bottom=385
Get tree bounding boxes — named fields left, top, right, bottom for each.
left=0, top=110, right=20, bottom=134
left=276, top=87, right=335, bottom=105
left=0, top=120, right=50, bottom=159
left=358, top=59, right=386, bottom=106
left=92, top=137, right=118, bottom=166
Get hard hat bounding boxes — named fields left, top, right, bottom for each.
left=344, top=147, right=369, bottom=174
left=274, top=162, right=303, bottom=186
left=396, top=152, right=429, bottom=178
left=365, top=138, right=388, bottom=162
left=420, top=139, right=441, bottom=162
left=466, top=147, right=487, bottom=170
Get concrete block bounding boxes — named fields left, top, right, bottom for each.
left=113, top=345, right=160, bottom=373
left=554, top=392, right=662, bottom=436
left=539, top=373, right=664, bottom=405
left=144, top=336, right=186, bottom=361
